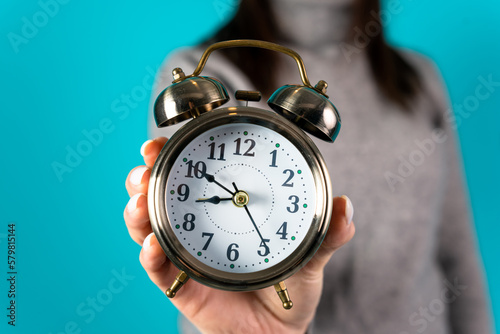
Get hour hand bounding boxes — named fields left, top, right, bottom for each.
left=196, top=196, right=232, bottom=205
left=204, top=172, right=235, bottom=195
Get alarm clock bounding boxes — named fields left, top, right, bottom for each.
left=148, top=40, right=341, bottom=309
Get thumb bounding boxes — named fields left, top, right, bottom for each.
left=302, top=195, right=355, bottom=275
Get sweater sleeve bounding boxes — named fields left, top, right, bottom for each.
left=421, top=57, right=493, bottom=333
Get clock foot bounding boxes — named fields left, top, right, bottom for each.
left=165, top=270, right=189, bottom=298
left=274, top=281, right=293, bottom=310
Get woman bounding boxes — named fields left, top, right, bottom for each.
left=124, top=0, right=492, bottom=332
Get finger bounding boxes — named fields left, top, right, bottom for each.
left=321, top=195, right=355, bottom=251
left=139, top=233, right=176, bottom=292
left=141, top=137, right=168, bottom=168
left=124, top=193, right=152, bottom=245
left=125, top=166, right=151, bottom=197
left=140, top=233, right=208, bottom=314
left=125, top=137, right=168, bottom=197
left=302, top=195, right=355, bottom=274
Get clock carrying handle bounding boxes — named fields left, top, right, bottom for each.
left=184, top=39, right=317, bottom=92
left=156, top=39, right=339, bottom=141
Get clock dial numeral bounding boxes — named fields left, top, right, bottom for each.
left=257, top=239, right=271, bottom=256
left=234, top=138, right=256, bottom=157
left=227, top=243, right=240, bottom=261
left=183, top=213, right=196, bottom=231
left=269, top=149, right=278, bottom=167
left=276, top=222, right=288, bottom=240
left=177, top=184, right=190, bottom=202
left=287, top=195, right=299, bottom=213
left=201, top=232, right=214, bottom=250
left=185, top=160, right=207, bottom=179
left=282, top=169, right=294, bottom=187
left=208, top=142, right=226, bottom=161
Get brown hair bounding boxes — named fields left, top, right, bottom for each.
left=207, top=0, right=420, bottom=109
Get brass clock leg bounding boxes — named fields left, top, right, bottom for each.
left=274, top=281, right=293, bottom=310
left=165, top=270, right=189, bottom=298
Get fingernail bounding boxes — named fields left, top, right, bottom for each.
left=341, top=195, right=354, bottom=225
left=130, top=166, right=148, bottom=186
left=127, top=193, right=144, bottom=213
left=143, top=233, right=154, bottom=250
left=140, top=140, right=153, bottom=157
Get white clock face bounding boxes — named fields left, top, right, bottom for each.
left=165, top=123, right=317, bottom=274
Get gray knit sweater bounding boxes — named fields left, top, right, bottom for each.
left=148, top=2, right=492, bottom=333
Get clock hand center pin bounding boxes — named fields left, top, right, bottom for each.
left=232, top=190, right=249, bottom=207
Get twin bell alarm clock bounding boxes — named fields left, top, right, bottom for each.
left=148, top=40, right=341, bottom=309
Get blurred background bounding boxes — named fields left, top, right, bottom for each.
left=1, top=0, right=499, bottom=333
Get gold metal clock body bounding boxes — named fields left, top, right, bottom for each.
left=148, top=106, right=333, bottom=291
left=147, top=40, right=342, bottom=308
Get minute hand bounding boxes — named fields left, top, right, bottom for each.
left=243, top=206, right=267, bottom=246
left=232, top=182, right=267, bottom=246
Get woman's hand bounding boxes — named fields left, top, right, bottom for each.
left=124, top=137, right=355, bottom=334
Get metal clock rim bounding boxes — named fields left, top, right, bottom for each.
left=148, top=107, right=333, bottom=291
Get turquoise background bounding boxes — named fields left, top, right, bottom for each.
left=0, top=0, right=498, bottom=333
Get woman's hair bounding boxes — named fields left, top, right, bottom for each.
left=207, top=0, right=421, bottom=109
